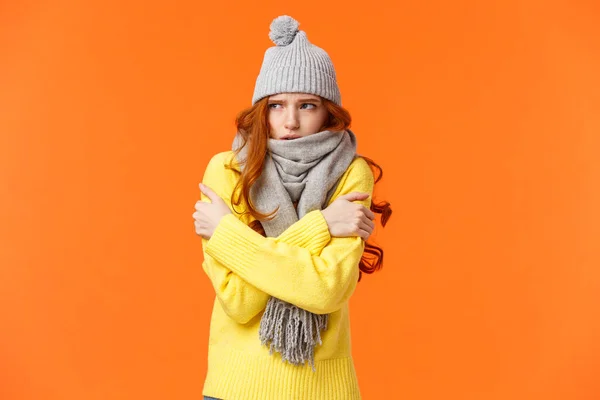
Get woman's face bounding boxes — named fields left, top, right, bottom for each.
left=267, top=93, right=329, bottom=140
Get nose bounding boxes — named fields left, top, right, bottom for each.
left=284, top=108, right=299, bottom=130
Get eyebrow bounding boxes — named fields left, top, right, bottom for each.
left=268, top=98, right=322, bottom=103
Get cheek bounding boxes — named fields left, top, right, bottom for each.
left=295, top=117, right=319, bottom=134
left=267, top=114, right=281, bottom=136
left=268, top=112, right=282, bottom=126
left=313, top=111, right=328, bottom=129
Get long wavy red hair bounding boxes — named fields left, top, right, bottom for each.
left=225, top=96, right=392, bottom=282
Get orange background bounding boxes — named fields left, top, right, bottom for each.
left=1, top=0, right=599, bottom=399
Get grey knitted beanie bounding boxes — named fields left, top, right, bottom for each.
left=252, top=15, right=342, bottom=106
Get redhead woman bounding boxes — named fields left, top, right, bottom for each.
left=193, top=15, right=392, bottom=400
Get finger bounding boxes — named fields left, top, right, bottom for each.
left=357, top=228, right=370, bottom=241
left=362, top=216, right=375, bottom=230
left=363, top=206, right=376, bottom=220
left=199, top=183, right=219, bottom=202
left=359, top=220, right=374, bottom=235
left=337, top=192, right=369, bottom=202
left=194, top=201, right=208, bottom=211
left=195, top=227, right=208, bottom=239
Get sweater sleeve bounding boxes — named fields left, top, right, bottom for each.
left=200, top=210, right=331, bottom=324
left=200, top=152, right=334, bottom=324
left=204, top=157, right=374, bottom=315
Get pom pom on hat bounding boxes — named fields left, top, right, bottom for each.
left=268, top=15, right=300, bottom=46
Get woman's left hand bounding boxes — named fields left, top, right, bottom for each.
left=193, top=183, right=232, bottom=240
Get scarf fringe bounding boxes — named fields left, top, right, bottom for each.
left=259, top=297, right=328, bottom=372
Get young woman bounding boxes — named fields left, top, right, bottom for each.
left=193, top=15, right=392, bottom=400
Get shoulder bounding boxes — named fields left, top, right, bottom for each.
left=347, top=156, right=373, bottom=179
left=204, top=151, right=240, bottom=177
left=202, top=150, right=240, bottom=198
left=206, top=150, right=238, bottom=170
left=339, top=156, right=375, bottom=189
left=327, top=156, right=375, bottom=207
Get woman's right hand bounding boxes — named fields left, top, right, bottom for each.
left=321, top=192, right=376, bottom=241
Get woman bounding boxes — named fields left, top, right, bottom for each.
left=193, top=15, right=392, bottom=400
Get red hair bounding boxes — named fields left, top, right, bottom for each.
left=226, top=97, right=392, bottom=282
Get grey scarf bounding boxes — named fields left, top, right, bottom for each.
left=231, top=129, right=357, bottom=370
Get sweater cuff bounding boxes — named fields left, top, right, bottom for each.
left=276, top=210, right=331, bottom=255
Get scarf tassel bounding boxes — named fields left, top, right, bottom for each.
left=259, top=297, right=328, bottom=372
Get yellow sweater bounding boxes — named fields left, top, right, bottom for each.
left=200, top=150, right=374, bottom=400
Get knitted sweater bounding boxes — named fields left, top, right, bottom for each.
left=200, top=150, right=374, bottom=400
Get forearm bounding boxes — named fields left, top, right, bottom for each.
left=272, top=209, right=332, bottom=255
left=202, top=238, right=269, bottom=324
left=205, top=214, right=364, bottom=315
left=201, top=210, right=332, bottom=323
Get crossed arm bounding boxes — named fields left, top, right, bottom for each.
left=200, top=209, right=333, bottom=324
left=199, top=154, right=374, bottom=323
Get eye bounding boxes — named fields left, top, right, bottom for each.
left=300, top=103, right=316, bottom=109
left=268, top=103, right=282, bottom=109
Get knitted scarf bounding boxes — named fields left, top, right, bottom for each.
left=231, top=129, right=357, bottom=371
